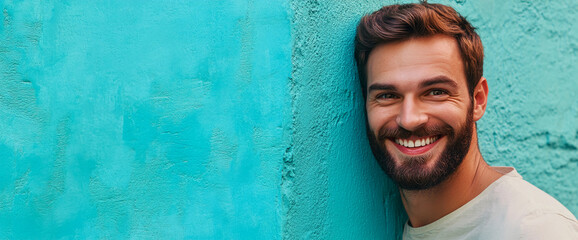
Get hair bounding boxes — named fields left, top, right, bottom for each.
left=354, top=2, right=484, bottom=98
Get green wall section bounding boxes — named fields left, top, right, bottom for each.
left=0, top=0, right=291, bottom=238
left=0, top=0, right=576, bottom=239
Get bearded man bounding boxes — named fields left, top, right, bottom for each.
left=354, top=2, right=578, bottom=239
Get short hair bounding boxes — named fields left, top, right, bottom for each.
left=354, top=2, right=484, bottom=98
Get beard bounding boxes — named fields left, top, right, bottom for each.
left=367, top=107, right=474, bottom=191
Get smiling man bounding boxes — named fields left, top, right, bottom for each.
left=354, top=2, right=578, bottom=239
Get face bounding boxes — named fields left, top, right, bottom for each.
left=365, top=35, right=481, bottom=190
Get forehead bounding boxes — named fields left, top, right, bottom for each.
left=366, top=35, right=466, bottom=90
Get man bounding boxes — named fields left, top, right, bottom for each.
left=354, top=2, right=578, bottom=239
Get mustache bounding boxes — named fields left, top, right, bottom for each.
left=378, top=124, right=454, bottom=141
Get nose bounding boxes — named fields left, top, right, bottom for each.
left=396, top=97, right=428, bottom=132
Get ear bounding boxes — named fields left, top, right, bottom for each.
left=472, top=77, right=489, bottom=121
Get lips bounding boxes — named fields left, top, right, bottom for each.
left=391, top=135, right=441, bottom=155
left=395, top=136, right=439, bottom=148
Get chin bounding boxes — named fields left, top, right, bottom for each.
left=367, top=113, right=474, bottom=190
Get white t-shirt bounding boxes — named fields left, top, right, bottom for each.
left=403, top=167, right=578, bottom=240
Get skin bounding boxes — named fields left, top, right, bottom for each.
left=365, top=35, right=504, bottom=227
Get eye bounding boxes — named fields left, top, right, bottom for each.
left=376, top=93, right=399, bottom=100
left=427, top=89, right=448, bottom=96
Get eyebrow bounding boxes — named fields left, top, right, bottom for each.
left=368, top=75, right=458, bottom=93
left=368, top=83, right=397, bottom=92
left=418, top=76, right=458, bottom=89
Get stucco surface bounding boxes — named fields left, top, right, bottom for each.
left=462, top=0, right=578, bottom=215
left=0, top=0, right=291, bottom=238
left=0, top=0, right=576, bottom=239
left=285, top=1, right=407, bottom=239
left=286, top=0, right=577, bottom=239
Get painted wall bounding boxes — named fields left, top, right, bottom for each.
left=461, top=0, right=578, bottom=216
left=286, top=0, right=578, bottom=239
left=285, top=1, right=407, bottom=239
left=0, top=0, right=291, bottom=239
left=0, top=0, right=576, bottom=239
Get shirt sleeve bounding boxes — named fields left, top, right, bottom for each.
left=520, top=212, right=578, bottom=240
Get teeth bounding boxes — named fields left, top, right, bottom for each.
left=395, top=136, right=438, bottom=148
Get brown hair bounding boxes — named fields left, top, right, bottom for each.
left=354, top=2, right=484, bottom=98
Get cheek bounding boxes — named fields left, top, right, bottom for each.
left=426, top=104, right=468, bottom=128
left=366, top=106, right=395, bottom=132
left=366, top=108, right=379, bottom=131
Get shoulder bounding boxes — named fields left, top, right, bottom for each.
left=491, top=168, right=574, bottom=218
left=519, top=211, right=578, bottom=239
left=487, top=167, right=578, bottom=238
left=403, top=167, right=578, bottom=239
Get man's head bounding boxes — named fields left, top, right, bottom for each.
left=355, top=3, right=489, bottom=190
left=354, top=2, right=484, bottom=99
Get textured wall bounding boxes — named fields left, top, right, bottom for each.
left=286, top=0, right=577, bottom=239
left=0, top=0, right=291, bottom=238
left=455, top=0, right=578, bottom=215
left=0, top=0, right=576, bottom=239
left=285, top=0, right=406, bottom=239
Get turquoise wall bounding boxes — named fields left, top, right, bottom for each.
left=0, top=0, right=576, bottom=239
left=461, top=0, right=578, bottom=216
left=285, top=1, right=407, bottom=239
left=287, top=1, right=578, bottom=239
left=0, top=0, right=291, bottom=238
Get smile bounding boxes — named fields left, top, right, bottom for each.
left=395, top=136, right=439, bottom=148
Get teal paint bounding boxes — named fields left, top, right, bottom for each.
left=451, top=0, right=578, bottom=215
left=1, top=0, right=576, bottom=239
left=286, top=0, right=577, bottom=239
left=0, top=0, right=291, bottom=238
left=285, top=1, right=407, bottom=239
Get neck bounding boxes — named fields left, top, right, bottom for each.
left=400, top=134, right=503, bottom=228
